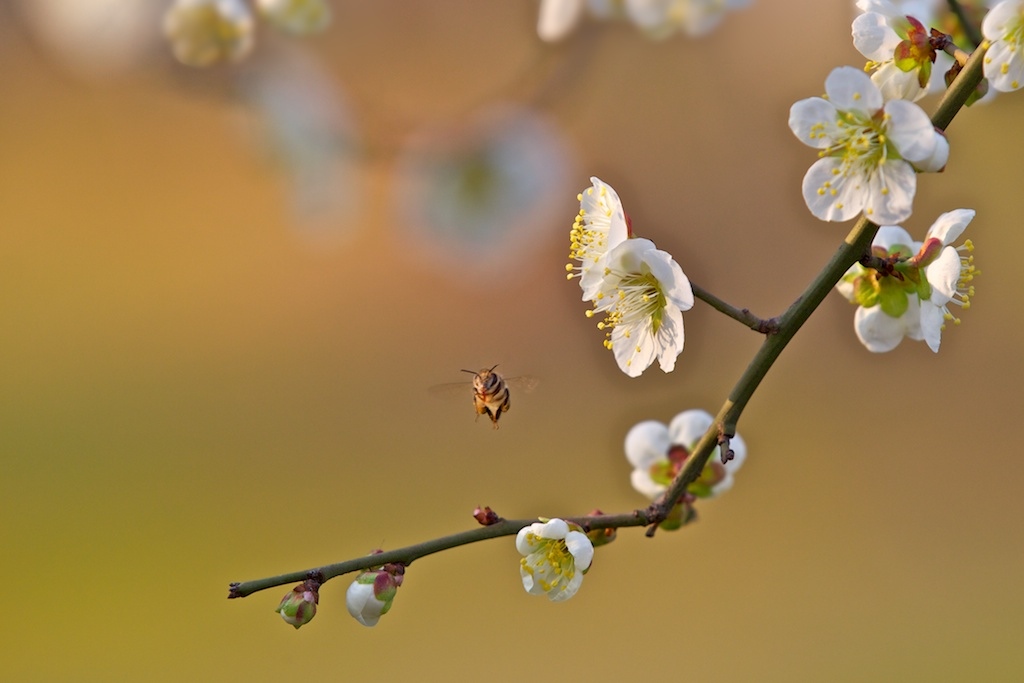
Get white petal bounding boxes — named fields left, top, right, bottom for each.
left=537, top=518, right=570, bottom=540
left=926, top=246, right=961, bottom=303
left=631, top=470, right=666, bottom=499
left=537, top=0, right=585, bottom=41
left=550, top=570, right=584, bottom=602
left=911, top=131, right=948, bottom=173
left=654, top=305, right=684, bottom=373
left=802, top=158, right=865, bottom=222
left=516, top=524, right=540, bottom=555
left=611, top=323, right=657, bottom=377
left=789, top=98, right=840, bottom=149
left=924, top=208, right=974, bottom=245
left=863, top=159, right=916, bottom=225
left=624, top=420, right=671, bottom=469
left=884, top=99, right=937, bottom=163
left=643, top=248, right=693, bottom=311
left=873, top=225, right=916, bottom=254
left=854, top=304, right=913, bottom=352
left=982, top=0, right=1024, bottom=42
left=564, top=530, right=595, bottom=570
left=825, top=67, right=883, bottom=117
left=984, top=38, right=1024, bottom=92
left=870, top=62, right=928, bottom=102
left=668, top=409, right=713, bottom=448
left=852, top=12, right=901, bottom=61
left=919, top=301, right=945, bottom=352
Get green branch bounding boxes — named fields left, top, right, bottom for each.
left=228, top=43, right=989, bottom=601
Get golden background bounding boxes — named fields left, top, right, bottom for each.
left=2, top=1, right=1023, bottom=680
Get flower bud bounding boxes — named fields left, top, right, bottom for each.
left=346, top=563, right=404, bottom=627
left=275, top=579, right=320, bottom=629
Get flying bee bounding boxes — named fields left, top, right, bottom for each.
left=430, top=364, right=538, bottom=429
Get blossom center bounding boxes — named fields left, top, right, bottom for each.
left=520, top=534, right=578, bottom=593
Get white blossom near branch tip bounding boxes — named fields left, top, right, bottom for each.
left=789, top=66, right=948, bottom=224
left=852, top=0, right=936, bottom=102
left=836, top=209, right=978, bottom=352
left=516, top=519, right=594, bottom=602
left=983, top=0, right=1024, bottom=92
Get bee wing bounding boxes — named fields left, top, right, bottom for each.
left=428, top=381, right=473, bottom=401
left=505, top=376, right=539, bottom=393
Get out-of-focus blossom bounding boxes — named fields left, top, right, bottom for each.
left=163, top=0, right=255, bottom=67
left=537, top=0, right=748, bottom=41
left=237, top=47, right=362, bottom=245
left=16, top=0, right=163, bottom=79
left=789, top=66, right=947, bottom=224
left=255, top=0, right=331, bottom=34
left=625, top=409, right=746, bottom=501
left=391, top=105, right=574, bottom=280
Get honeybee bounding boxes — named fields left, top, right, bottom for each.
left=430, top=364, right=538, bottom=428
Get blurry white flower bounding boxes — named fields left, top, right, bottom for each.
left=237, top=47, right=362, bottom=245
left=15, top=0, right=162, bottom=80
left=255, top=0, right=331, bottom=34
left=516, top=518, right=594, bottom=602
left=625, top=409, right=746, bottom=500
left=983, top=0, right=1024, bottom=91
left=391, top=105, right=574, bottom=279
left=163, top=0, right=255, bottom=67
left=789, top=66, right=947, bottom=224
left=537, top=0, right=617, bottom=41
left=626, top=0, right=752, bottom=39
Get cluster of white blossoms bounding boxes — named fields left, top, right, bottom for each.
left=537, top=0, right=750, bottom=42
left=567, top=178, right=694, bottom=377
left=163, top=0, right=330, bottom=67
left=835, top=209, right=978, bottom=352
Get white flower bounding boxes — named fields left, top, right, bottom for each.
left=836, top=210, right=977, bottom=352
left=516, top=519, right=594, bottom=602
left=789, top=66, right=947, bottom=224
left=163, top=0, right=254, bottom=67
left=589, top=237, right=694, bottom=377
left=625, top=409, right=746, bottom=501
left=392, top=105, right=573, bottom=280
left=256, top=0, right=331, bottom=34
left=345, top=569, right=401, bottom=627
left=566, top=177, right=630, bottom=301
left=852, top=1, right=935, bottom=101
left=536, top=0, right=617, bottom=41
left=983, top=0, right=1024, bottom=92
left=625, top=0, right=751, bottom=39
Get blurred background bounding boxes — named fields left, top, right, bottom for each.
left=2, top=1, right=1023, bottom=680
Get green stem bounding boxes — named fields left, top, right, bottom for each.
left=692, top=282, right=778, bottom=333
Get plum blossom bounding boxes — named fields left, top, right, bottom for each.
left=835, top=209, right=978, bottom=352
left=537, top=0, right=748, bottom=41
left=589, top=238, right=694, bottom=377
left=163, top=0, right=254, bottom=67
left=516, top=518, right=594, bottom=602
left=789, top=66, right=948, bottom=224
left=983, top=0, right=1024, bottom=91
left=566, top=176, right=630, bottom=301
left=625, top=409, right=746, bottom=502
left=853, top=0, right=937, bottom=101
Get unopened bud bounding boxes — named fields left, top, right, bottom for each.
left=275, top=579, right=320, bottom=629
